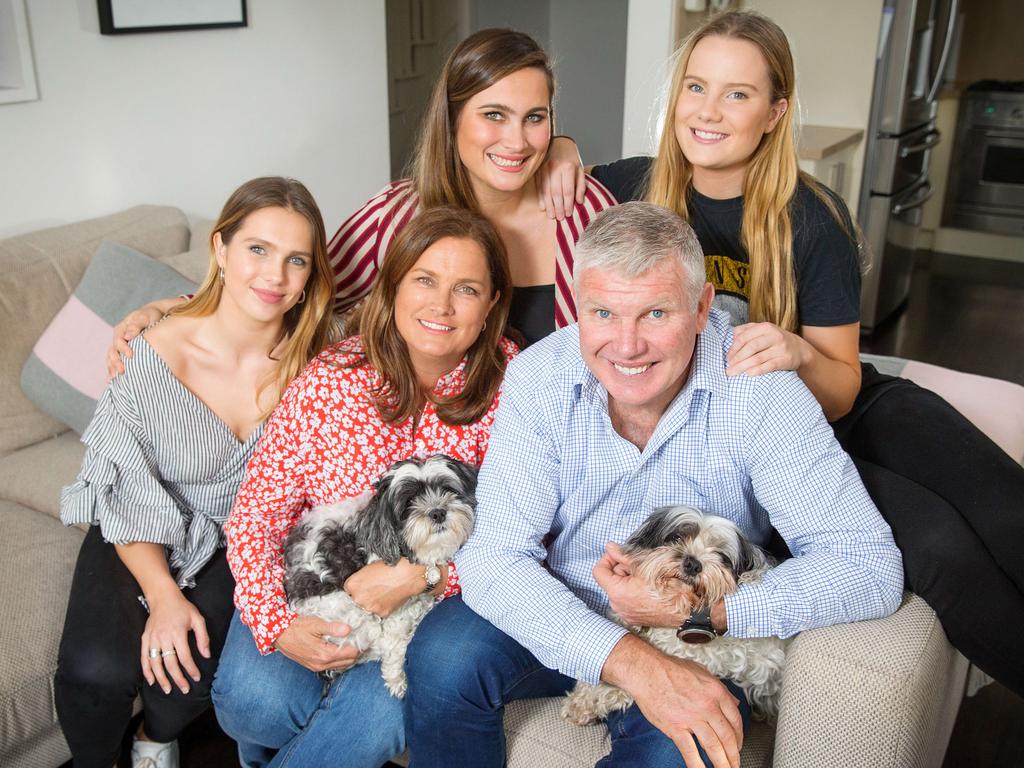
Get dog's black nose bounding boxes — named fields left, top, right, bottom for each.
left=428, top=508, right=447, bottom=524
left=682, top=555, right=703, bottom=576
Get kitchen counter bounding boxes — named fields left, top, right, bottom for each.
left=798, top=125, right=864, bottom=161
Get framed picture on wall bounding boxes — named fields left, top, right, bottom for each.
left=97, top=0, right=247, bottom=35
left=0, top=0, right=39, bottom=104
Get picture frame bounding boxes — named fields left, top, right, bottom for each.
left=97, top=0, right=247, bottom=35
left=0, top=0, right=39, bottom=105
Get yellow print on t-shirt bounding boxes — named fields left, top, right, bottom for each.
left=705, top=254, right=750, bottom=301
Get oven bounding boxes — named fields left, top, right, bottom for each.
left=945, top=83, right=1024, bottom=236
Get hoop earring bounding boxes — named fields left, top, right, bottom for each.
left=218, top=267, right=224, bottom=284
left=297, top=289, right=306, bottom=305
left=481, top=319, right=487, bottom=332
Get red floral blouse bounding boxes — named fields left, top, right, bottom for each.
left=226, top=336, right=517, bottom=653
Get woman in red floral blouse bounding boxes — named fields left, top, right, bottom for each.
left=212, top=206, right=515, bottom=768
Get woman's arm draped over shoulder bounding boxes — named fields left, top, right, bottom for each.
left=326, top=181, right=419, bottom=317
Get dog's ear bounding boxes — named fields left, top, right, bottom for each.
left=445, top=457, right=478, bottom=500
left=627, top=508, right=671, bottom=550
left=356, top=494, right=405, bottom=565
left=628, top=506, right=701, bottom=549
left=735, top=537, right=770, bottom=577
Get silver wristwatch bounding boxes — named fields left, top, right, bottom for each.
left=422, top=564, right=442, bottom=593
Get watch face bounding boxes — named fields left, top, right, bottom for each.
left=677, top=626, right=717, bottom=644
left=424, top=565, right=441, bottom=587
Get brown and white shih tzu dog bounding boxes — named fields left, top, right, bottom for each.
left=562, top=505, right=788, bottom=725
left=282, top=455, right=477, bottom=697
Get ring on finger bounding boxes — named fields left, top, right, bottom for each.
left=148, top=648, right=160, bottom=659
left=161, top=649, right=177, bottom=657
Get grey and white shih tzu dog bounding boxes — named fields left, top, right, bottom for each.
left=282, top=454, right=477, bottom=697
left=562, top=505, right=788, bottom=725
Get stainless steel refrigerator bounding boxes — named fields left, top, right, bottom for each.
left=857, top=0, right=961, bottom=332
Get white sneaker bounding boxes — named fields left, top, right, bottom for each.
left=130, top=736, right=180, bottom=768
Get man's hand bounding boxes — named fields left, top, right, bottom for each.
left=593, top=542, right=686, bottom=628
left=273, top=615, right=360, bottom=673
left=603, top=634, right=744, bottom=768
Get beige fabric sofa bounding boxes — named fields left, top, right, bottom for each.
left=0, top=206, right=977, bottom=767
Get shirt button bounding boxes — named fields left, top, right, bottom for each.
left=746, top=625, right=756, bottom=634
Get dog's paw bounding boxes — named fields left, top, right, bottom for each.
left=560, top=691, right=601, bottom=726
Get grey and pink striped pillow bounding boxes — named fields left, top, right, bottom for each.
left=20, top=241, right=197, bottom=433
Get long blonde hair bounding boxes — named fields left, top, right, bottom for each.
left=170, top=176, right=336, bottom=414
left=410, top=28, right=555, bottom=212
left=647, top=11, right=849, bottom=331
left=346, top=206, right=512, bottom=426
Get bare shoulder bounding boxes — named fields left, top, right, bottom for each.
left=141, top=314, right=202, bottom=371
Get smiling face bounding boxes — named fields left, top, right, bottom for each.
left=455, top=66, right=552, bottom=199
left=214, top=206, right=313, bottom=325
left=393, top=236, right=499, bottom=386
left=674, top=35, right=788, bottom=198
left=577, top=260, right=713, bottom=427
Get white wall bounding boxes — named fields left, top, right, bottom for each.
left=621, top=0, right=677, bottom=158
left=0, top=0, right=390, bottom=238
left=742, top=0, right=882, bottom=209
left=548, top=0, right=628, bottom=166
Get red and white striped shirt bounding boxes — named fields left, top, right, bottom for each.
left=226, top=336, right=517, bottom=653
left=327, top=177, right=618, bottom=328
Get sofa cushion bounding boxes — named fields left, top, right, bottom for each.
left=0, top=501, right=82, bottom=768
left=20, top=242, right=196, bottom=435
left=0, top=431, right=86, bottom=522
left=0, top=206, right=190, bottom=454
left=772, top=592, right=968, bottom=768
left=159, top=246, right=211, bottom=285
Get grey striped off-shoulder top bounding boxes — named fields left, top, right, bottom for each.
left=61, top=336, right=264, bottom=588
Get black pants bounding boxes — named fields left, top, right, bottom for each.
left=833, top=365, right=1024, bottom=697
left=54, top=527, right=235, bottom=768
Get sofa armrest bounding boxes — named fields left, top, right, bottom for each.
left=773, top=592, right=967, bottom=768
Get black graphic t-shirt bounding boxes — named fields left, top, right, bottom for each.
left=591, top=156, right=861, bottom=327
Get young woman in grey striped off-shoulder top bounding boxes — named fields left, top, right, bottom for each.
left=53, top=177, right=336, bottom=768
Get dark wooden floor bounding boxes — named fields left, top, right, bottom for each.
left=85, top=250, right=1024, bottom=768
left=862, top=251, right=1024, bottom=386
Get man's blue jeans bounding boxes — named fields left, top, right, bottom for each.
left=211, top=612, right=404, bottom=768
left=404, top=596, right=750, bottom=768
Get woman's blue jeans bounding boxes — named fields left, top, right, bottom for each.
left=211, top=612, right=404, bottom=768
left=404, top=596, right=750, bottom=768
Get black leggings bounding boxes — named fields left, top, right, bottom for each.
left=54, top=527, right=235, bottom=768
left=834, top=365, right=1024, bottom=696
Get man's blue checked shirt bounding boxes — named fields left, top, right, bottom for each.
left=454, top=308, right=903, bottom=684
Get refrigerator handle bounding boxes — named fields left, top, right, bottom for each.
left=899, top=129, right=942, bottom=157
left=892, top=181, right=934, bottom=216
left=926, top=0, right=960, bottom=103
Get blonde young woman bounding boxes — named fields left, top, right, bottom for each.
left=544, top=10, right=1024, bottom=698
left=54, top=177, right=336, bottom=768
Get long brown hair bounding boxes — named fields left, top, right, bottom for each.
left=646, top=11, right=852, bottom=331
left=171, top=176, right=336, bottom=413
left=410, top=28, right=555, bottom=212
left=346, top=206, right=512, bottom=425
